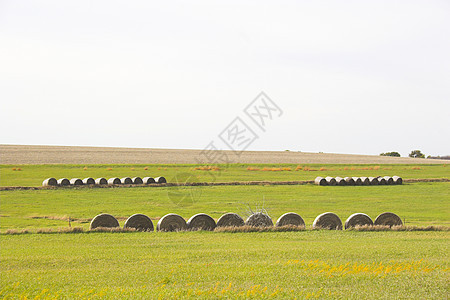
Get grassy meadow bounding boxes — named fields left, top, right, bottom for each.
left=0, top=163, right=449, bottom=298
left=0, top=182, right=449, bottom=230
left=1, top=163, right=449, bottom=187
left=1, top=231, right=448, bottom=299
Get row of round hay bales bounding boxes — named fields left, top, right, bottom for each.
left=315, top=176, right=402, bottom=186
left=313, top=212, right=403, bottom=229
left=43, top=176, right=166, bottom=186
left=90, top=211, right=402, bottom=231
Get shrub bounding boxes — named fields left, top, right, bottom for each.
left=409, top=150, right=425, bottom=158
left=380, top=152, right=401, bottom=157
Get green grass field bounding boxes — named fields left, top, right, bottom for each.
left=1, top=163, right=449, bottom=186
left=1, top=164, right=449, bottom=299
left=1, top=231, right=448, bottom=299
left=1, top=182, right=449, bottom=230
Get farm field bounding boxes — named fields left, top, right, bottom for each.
left=2, top=144, right=448, bottom=165
left=1, top=231, right=448, bottom=299
left=1, top=163, right=449, bottom=187
left=1, top=181, right=449, bottom=230
left=1, top=162, right=449, bottom=299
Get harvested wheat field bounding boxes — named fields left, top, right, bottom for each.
left=1, top=144, right=447, bottom=165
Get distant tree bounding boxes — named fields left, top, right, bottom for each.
left=380, top=152, right=401, bottom=157
left=409, top=150, right=425, bottom=158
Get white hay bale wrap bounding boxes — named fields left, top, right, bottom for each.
left=245, top=213, right=273, bottom=227
left=124, top=213, right=154, bottom=231
left=374, top=212, right=403, bottom=227
left=108, top=177, right=121, bottom=185
left=70, top=178, right=83, bottom=185
left=157, top=213, right=187, bottom=232
left=95, top=177, right=108, bottom=185
left=57, top=178, right=70, bottom=186
left=312, top=212, right=342, bottom=230
left=143, top=177, right=156, bottom=184
left=325, top=177, right=337, bottom=186
left=344, top=177, right=355, bottom=185
left=359, top=177, right=370, bottom=186
left=82, top=177, right=95, bottom=185
left=344, top=213, right=374, bottom=229
left=187, top=213, right=216, bottom=231
left=383, top=176, right=394, bottom=185
left=90, top=213, right=120, bottom=229
left=368, top=177, right=378, bottom=185
left=275, top=212, right=305, bottom=227
left=216, top=213, right=245, bottom=227
left=335, top=177, right=346, bottom=186
left=132, top=177, right=143, bottom=184
left=377, top=177, right=386, bottom=185
left=392, top=176, right=403, bottom=185
left=315, top=177, right=327, bottom=186
left=42, top=178, right=57, bottom=186
left=155, top=176, right=167, bottom=184
left=121, top=177, right=132, bottom=184
left=352, top=177, right=363, bottom=186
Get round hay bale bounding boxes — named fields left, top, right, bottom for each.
left=90, top=213, right=120, bottom=229
left=187, top=213, right=216, bottom=231
left=108, top=177, right=121, bottom=185
left=315, top=177, right=327, bottom=186
left=312, top=212, right=342, bottom=230
left=155, top=176, right=167, bottom=184
left=216, top=213, right=245, bottom=227
left=275, top=212, right=305, bottom=227
left=156, top=213, right=187, bottom=232
left=245, top=213, right=273, bottom=227
left=70, top=178, right=83, bottom=185
left=325, top=177, right=337, bottom=186
left=344, top=213, right=373, bottom=229
left=359, top=177, right=370, bottom=185
left=374, top=212, right=403, bottom=227
left=392, top=176, right=403, bottom=185
left=82, top=177, right=95, bottom=185
left=132, top=177, right=143, bottom=184
left=335, top=177, right=346, bottom=186
left=352, top=177, right=363, bottom=186
left=142, top=177, right=156, bottom=184
left=42, top=177, right=57, bottom=186
left=57, top=178, right=70, bottom=186
left=121, top=177, right=132, bottom=184
left=344, top=177, right=355, bottom=185
left=95, top=177, right=108, bottom=185
left=377, top=177, right=386, bottom=185
left=368, top=177, right=378, bottom=185
left=124, top=213, right=154, bottom=231
left=383, top=176, right=394, bottom=185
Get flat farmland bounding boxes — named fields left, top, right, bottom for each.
left=1, top=144, right=448, bottom=165
left=1, top=146, right=449, bottom=299
left=1, top=163, right=449, bottom=187
left=1, top=231, right=448, bottom=299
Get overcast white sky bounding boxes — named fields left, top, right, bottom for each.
left=1, top=0, right=449, bottom=157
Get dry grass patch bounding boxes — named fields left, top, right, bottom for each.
left=214, top=225, right=305, bottom=233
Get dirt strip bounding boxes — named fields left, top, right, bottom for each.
left=2, top=144, right=448, bottom=164
left=0, top=178, right=448, bottom=191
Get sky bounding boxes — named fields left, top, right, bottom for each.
left=1, top=0, right=449, bottom=157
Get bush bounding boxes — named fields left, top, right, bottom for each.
left=380, top=152, right=401, bottom=157
left=409, top=150, right=425, bottom=158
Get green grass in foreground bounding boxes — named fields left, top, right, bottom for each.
left=1, top=163, right=449, bottom=186
left=0, top=231, right=448, bottom=299
left=1, top=182, right=449, bottom=230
